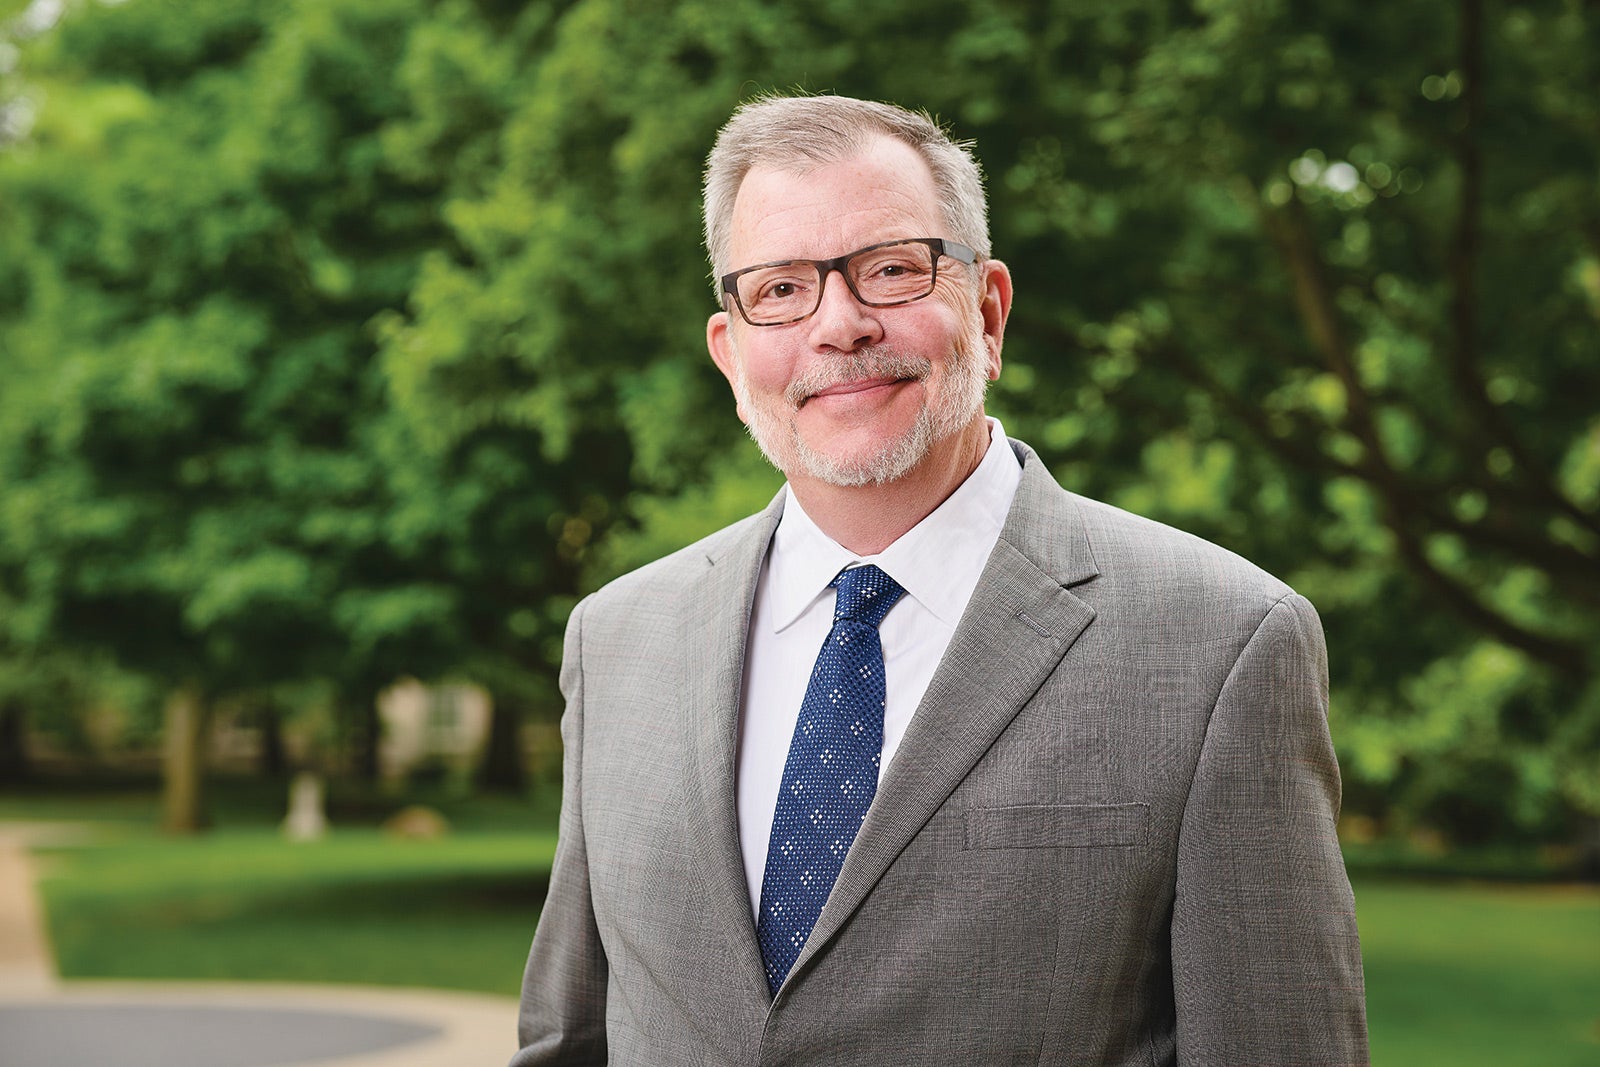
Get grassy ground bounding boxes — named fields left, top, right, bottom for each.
left=5, top=776, right=556, bottom=996
left=34, top=828, right=555, bottom=995
left=6, top=781, right=1598, bottom=1063
left=1357, top=879, right=1599, bottom=1067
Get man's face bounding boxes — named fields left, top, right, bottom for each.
left=706, top=138, right=1007, bottom=488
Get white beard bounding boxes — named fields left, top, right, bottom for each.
left=733, top=308, right=989, bottom=488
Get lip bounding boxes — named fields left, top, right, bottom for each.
left=802, top=377, right=912, bottom=405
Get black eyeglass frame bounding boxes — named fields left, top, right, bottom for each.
left=719, top=237, right=979, bottom=327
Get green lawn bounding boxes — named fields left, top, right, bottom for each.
left=14, top=800, right=1599, bottom=1064
left=1357, top=879, right=1600, bottom=1067
left=35, top=828, right=556, bottom=996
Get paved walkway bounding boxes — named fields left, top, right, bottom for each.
left=0, top=823, right=521, bottom=1066
left=0, top=822, right=62, bottom=994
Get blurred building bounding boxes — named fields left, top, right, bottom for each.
left=374, top=680, right=492, bottom=785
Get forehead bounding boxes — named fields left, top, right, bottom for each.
left=727, top=137, right=944, bottom=266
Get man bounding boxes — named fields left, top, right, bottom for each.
left=512, top=94, right=1369, bottom=1066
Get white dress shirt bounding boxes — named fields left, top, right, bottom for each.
left=735, top=418, right=1023, bottom=915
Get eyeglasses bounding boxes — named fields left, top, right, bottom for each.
left=720, top=237, right=977, bottom=327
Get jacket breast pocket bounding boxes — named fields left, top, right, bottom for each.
left=963, top=802, right=1149, bottom=850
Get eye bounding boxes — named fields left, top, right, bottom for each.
left=862, top=255, right=927, bottom=280
left=747, top=270, right=811, bottom=303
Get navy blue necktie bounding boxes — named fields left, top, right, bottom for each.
left=756, top=564, right=906, bottom=994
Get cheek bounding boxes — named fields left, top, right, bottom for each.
left=922, top=298, right=983, bottom=371
left=730, top=335, right=800, bottom=402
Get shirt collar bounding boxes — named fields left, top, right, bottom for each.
left=766, top=417, right=1023, bottom=632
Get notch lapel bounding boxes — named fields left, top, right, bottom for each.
left=679, top=492, right=786, bottom=1002
left=790, top=446, right=1101, bottom=984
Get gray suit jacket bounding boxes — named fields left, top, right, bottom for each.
left=513, top=439, right=1369, bottom=1066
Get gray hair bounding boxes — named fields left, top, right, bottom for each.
left=702, top=94, right=990, bottom=286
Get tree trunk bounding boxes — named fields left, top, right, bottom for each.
left=353, top=690, right=381, bottom=784
left=258, top=702, right=287, bottom=779
left=476, top=695, right=526, bottom=793
left=162, top=682, right=209, bottom=834
left=0, top=699, right=28, bottom=785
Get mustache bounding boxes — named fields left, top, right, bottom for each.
left=785, top=348, right=933, bottom=407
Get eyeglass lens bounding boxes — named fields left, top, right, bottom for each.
left=735, top=242, right=938, bottom=324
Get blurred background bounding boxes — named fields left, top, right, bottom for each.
left=0, top=0, right=1595, bottom=1063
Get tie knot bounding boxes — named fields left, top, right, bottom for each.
left=831, top=564, right=905, bottom=628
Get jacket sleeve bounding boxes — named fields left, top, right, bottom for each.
left=1171, top=593, right=1370, bottom=1065
left=509, top=596, right=609, bottom=1066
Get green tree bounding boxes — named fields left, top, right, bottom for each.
left=376, top=0, right=706, bottom=785
left=0, top=0, right=466, bottom=825
left=973, top=0, right=1599, bottom=841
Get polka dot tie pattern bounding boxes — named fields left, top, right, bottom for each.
left=756, top=564, right=906, bottom=995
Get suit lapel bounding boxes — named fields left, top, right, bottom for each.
left=792, top=445, right=1100, bottom=982
left=680, top=491, right=786, bottom=1001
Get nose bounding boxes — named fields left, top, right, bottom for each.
left=805, top=266, right=883, bottom=352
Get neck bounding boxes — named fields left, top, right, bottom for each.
left=787, top=417, right=991, bottom=555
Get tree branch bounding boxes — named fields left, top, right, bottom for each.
left=1442, top=0, right=1600, bottom=539
left=1389, top=520, right=1588, bottom=677
left=1141, top=333, right=1592, bottom=676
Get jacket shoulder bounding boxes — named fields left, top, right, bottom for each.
left=1007, top=439, right=1297, bottom=616
left=1066, top=491, right=1299, bottom=616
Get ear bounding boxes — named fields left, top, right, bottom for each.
left=978, top=259, right=1012, bottom=381
left=706, top=310, right=750, bottom=424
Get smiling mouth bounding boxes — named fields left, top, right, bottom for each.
left=801, top=376, right=913, bottom=405
left=784, top=349, right=934, bottom=408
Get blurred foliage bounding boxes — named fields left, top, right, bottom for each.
left=0, top=0, right=1595, bottom=846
